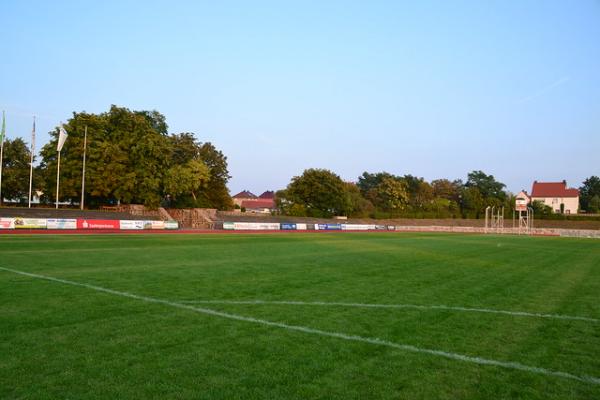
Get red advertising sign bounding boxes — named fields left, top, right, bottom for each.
left=0, top=218, right=15, bottom=229
left=76, top=219, right=121, bottom=229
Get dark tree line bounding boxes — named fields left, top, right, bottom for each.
left=276, top=169, right=599, bottom=219
left=580, top=176, right=600, bottom=213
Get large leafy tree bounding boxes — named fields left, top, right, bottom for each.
left=277, top=168, right=350, bottom=217
left=108, top=106, right=171, bottom=206
left=38, top=106, right=231, bottom=209
left=197, top=142, right=234, bottom=210
left=345, top=182, right=374, bottom=218
left=465, top=170, right=507, bottom=202
left=402, top=174, right=434, bottom=210
left=370, top=177, right=409, bottom=213
left=1, top=138, right=33, bottom=204
left=164, top=160, right=210, bottom=204
left=460, top=186, right=485, bottom=218
left=579, top=176, right=600, bottom=213
left=357, top=171, right=399, bottom=196
left=164, top=133, right=222, bottom=208
left=461, top=170, right=508, bottom=217
left=431, top=179, right=462, bottom=202
left=39, top=107, right=170, bottom=207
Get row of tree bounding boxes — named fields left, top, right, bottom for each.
left=0, top=106, right=233, bottom=209
left=580, top=176, right=600, bottom=213
left=2, top=105, right=598, bottom=216
left=276, top=169, right=600, bottom=218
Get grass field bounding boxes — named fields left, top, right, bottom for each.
left=1, top=232, right=599, bottom=399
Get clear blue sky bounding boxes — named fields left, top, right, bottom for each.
left=2, top=0, right=599, bottom=195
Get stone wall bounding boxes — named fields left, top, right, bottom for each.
left=167, top=208, right=217, bottom=228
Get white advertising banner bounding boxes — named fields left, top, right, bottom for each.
left=233, top=222, right=280, bottom=230
left=14, top=218, right=47, bottom=229
left=149, top=220, right=165, bottom=230
left=343, top=224, right=372, bottom=230
left=164, top=221, right=179, bottom=230
left=296, top=223, right=307, bottom=230
left=0, top=217, right=15, bottom=229
left=47, top=218, right=77, bottom=229
left=119, top=220, right=145, bottom=230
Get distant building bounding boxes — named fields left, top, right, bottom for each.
left=232, top=190, right=276, bottom=213
left=258, top=190, right=275, bottom=200
left=515, top=190, right=530, bottom=202
left=241, top=199, right=276, bottom=214
left=232, top=190, right=257, bottom=207
left=530, top=180, right=579, bottom=214
left=515, top=190, right=530, bottom=211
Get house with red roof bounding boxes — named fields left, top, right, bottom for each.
left=232, top=190, right=257, bottom=207
left=258, top=191, right=275, bottom=200
left=530, top=180, right=579, bottom=214
left=232, top=190, right=276, bottom=213
left=241, top=199, right=276, bottom=214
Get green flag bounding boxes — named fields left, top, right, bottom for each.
left=0, top=111, right=5, bottom=144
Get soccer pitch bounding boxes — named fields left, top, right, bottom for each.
left=1, top=233, right=599, bottom=399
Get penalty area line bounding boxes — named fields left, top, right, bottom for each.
left=1, top=266, right=599, bottom=386
left=178, top=299, right=599, bottom=323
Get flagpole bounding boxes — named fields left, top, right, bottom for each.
left=80, top=125, right=87, bottom=210
left=55, top=150, right=61, bottom=209
left=28, top=116, right=35, bottom=208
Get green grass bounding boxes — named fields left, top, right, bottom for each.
left=1, top=232, right=599, bottom=399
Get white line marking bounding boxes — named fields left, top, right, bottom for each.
left=178, top=300, right=599, bottom=323
left=1, top=266, right=598, bottom=386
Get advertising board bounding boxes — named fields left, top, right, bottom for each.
left=14, top=218, right=47, bottom=229
left=296, top=223, right=307, bottom=230
left=149, top=220, right=165, bottom=230
left=0, top=218, right=15, bottom=229
left=223, top=222, right=235, bottom=230
left=119, top=220, right=146, bottom=230
left=46, top=219, right=77, bottom=229
left=233, top=222, right=280, bottom=230
left=164, top=221, right=179, bottom=230
left=280, top=223, right=297, bottom=230
left=317, top=224, right=342, bottom=230
left=77, top=219, right=120, bottom=229
left=343, top=224, right=371, bottom=230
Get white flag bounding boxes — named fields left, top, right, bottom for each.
left=57, top=126, right=68, bottom=152
left=31, top=118, right=36, bottom=155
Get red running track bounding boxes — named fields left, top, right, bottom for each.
left=0, top=229, right=387, bottom=235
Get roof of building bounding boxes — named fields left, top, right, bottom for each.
left=232, top=190, right=257, bottom=199
left=241, top=199, right=275, bottom=209
left=531, top=181, right=579, bottom=198
left=258, top=190, right=275, bottom=199
left=515, top=190, right=530, bottom=200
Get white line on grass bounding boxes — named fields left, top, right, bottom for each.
left=1, top=266, right=598, bottom=386
left=178, top=300, right=599, bottom=323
